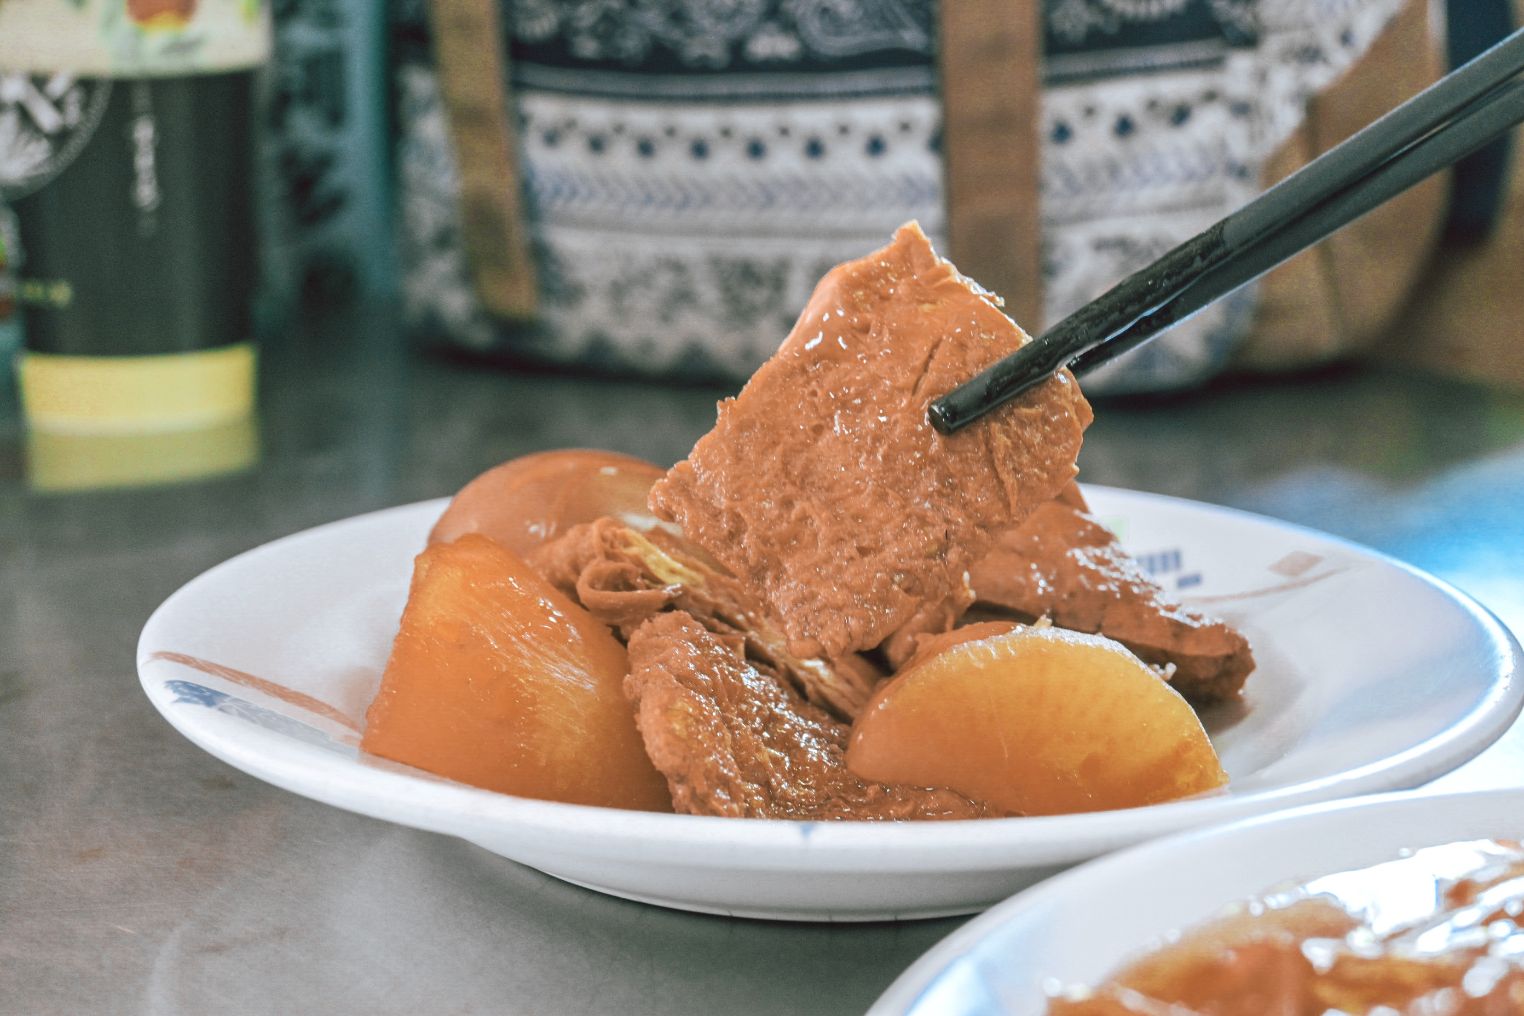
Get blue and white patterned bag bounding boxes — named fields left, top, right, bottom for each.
left=392, top=0, right=1455, bottom=393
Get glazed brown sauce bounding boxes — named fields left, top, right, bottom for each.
left=1048, top=839, right=1524, bottom=1015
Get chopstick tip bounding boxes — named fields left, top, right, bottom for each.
left=927, top=396, right=964, bottom=436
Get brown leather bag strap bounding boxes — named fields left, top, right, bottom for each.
left=429, top=0, right=538, bottom=321
left=938, top=1, right=1045, bottom=331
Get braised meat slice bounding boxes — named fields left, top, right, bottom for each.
left=878, top=580, right=976, bottom=673
left=649, top=222, right=1092, bottom=660
left=969, top=499, right=1254, bottom=703
left=624, top=611, right=994, bottom=820
left=531, top=517, right=877, bottom=720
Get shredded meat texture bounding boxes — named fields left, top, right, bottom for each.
left=624, top=611, right=994, bottom=820
left=530, top=517, right=877, bottom=720
left=969, top=499, right=1255, bottom=703
left=649, top=222, right=1092, bottom=661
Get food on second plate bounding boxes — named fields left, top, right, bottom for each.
left=624, top=611, right=994, bottom=819
left=968, top=490, right=1254, bottom=704
left=428, top=448, right=664, bottom=557
left=361, top=534, right=672, bottom=812
left=848, top=625, right=1227, bottom=816
left=1047, top=839, right=1524, bottom=1014
left=648, top=221, right=1093, bottom=662
left=364, top=222, right=1254, bottom=818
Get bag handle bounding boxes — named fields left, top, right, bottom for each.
left=938, top=0, right=1046, bottom=331
left=429, top=0, right=538, bottom=321
left=429, top=0, right=1045, bottom=333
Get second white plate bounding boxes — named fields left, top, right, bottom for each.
left=136, top=486, right=1522, bottom=920
left=873, top=787, right=1524, bottom=1013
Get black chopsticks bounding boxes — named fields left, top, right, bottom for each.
left=929, top=26, right=1524, bottom=435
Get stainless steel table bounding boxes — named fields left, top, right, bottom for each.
left=6, top=310, right=1523, bottom=1014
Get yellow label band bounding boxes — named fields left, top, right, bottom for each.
left=20, top=344, right=257, bottom=434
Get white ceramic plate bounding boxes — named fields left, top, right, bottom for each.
left=136, top=486, right=1522, bottom=921
left=872, top=786, right=1524, bottom=1014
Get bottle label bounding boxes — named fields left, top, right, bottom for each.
left=0, top=0, right=272, bottom=76
left=0, top=75, right=116, bottom=200
left=5, top=72, right=259, bottom=357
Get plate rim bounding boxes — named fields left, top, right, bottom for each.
left=869, top=785, right=1524, bottom=1014
left=136, top=486, right=1524, bottom=870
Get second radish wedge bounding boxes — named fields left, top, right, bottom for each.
left=846, top=625, right=1227, bottom=816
